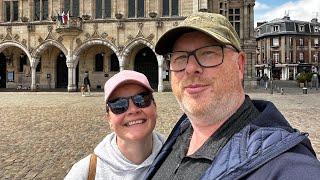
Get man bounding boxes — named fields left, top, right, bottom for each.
left=83, top=71, right=91, bottom=96
left=145, top=12, right=320, bottom=179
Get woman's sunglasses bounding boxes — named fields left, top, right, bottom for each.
left=106, top=91, right=153, bottom=114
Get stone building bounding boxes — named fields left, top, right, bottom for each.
left=0, top=0, right=256, bottom=91
left=255, top=15, right=320, bottom=80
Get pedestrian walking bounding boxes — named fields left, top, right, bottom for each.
left=83, top=71, right=91, bottom=96
left=262, top=73, right=269, bottom=90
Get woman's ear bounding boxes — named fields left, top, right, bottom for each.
left=105, top=113, right=113, bottom=129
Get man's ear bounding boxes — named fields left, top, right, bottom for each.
left=237, top=52, right=245, bottom=81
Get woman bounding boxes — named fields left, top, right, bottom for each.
left=65, top=70, right=165, bottom=180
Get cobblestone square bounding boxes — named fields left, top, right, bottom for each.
left=0, top=89, right=319, bottom=179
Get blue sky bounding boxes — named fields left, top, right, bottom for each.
left=254, top=0, right=320, bottom=27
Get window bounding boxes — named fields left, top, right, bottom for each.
left=256, top=29, right=260, bottom=36
left=95, top=0, right=111, bottom=19
left=19, top=55, right=27, bottom=72
left=64, top=0, right=79, bottom=17
left=3, top=0, right=19, bottom=22
left=315, top=38, right=319, bottom=46
left=95, top=53, right=104, bottom=72
left=273, top=25, right=280, bottom=32
left=289, top=37, right=292, bottom=46
left=299, top=25, right=305, bottom=32
left=273, top=53, right=279, bottom=63
left=299, top=52, right=304, bottom=61
left=34, top=0, right=48, bottom=21
left=315, top=26, right=319, bottom=33
left=272, top=38, right=279, bottom=47
left=228, top=8, right=240, bottom=36
left=36, top=58, right=41, bottom=72
left=314, top=53, right=318, bottom=62
left=162, top=0, right=179, bottom=16
left=128, top=0, right=144, bottom=18
left=110, top=53, right=120, bottom=71
left=299, top=38, right=304, bottom=46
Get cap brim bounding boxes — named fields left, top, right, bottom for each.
left=105, top=79, right=154, bottom=102
left=155, top=26, right=233, bottom=55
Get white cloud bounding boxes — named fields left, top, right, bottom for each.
left=255, top=1, right=270, bottom=10
left=255, top=0, right=320, bottom=26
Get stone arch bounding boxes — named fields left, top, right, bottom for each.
left=0, top=41, right=32, bottom=63
left=33, top=40, right=68, bottom=59
left=73, top=39, right=119, bottom=62
left=122, top=38, right=156, bottom=59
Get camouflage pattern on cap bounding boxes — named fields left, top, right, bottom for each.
left=155, top=12, right=241, bottom=55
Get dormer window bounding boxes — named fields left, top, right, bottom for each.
left=315, top=38, right=319, bottom=46
left=315, top=26, right=319, bottom=33
left=257, top=29, right=260, bottom=36
left=273, top=25, right=280, bottom=32
left=299, top=25, right=305, bottom=32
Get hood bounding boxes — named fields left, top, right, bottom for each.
left=94, top=131, right=165, bottom=172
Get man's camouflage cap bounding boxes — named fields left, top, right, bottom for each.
left=155, top=12, right=241, bottom=55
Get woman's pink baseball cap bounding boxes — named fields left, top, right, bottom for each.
left=104, top=70, right=153, bottom=102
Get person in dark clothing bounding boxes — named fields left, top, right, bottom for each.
left=83, top=71, right=91, bottom=96
left=144, top=12, right=320, bottom=180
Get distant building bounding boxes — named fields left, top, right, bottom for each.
left=0, top=0, right=256, bottom=91
left=255, top=15, right=320, bottom=80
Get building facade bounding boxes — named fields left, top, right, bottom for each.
left=0, top=0, right=256, bottom=92
left=255, top=16, right=320, bottom=80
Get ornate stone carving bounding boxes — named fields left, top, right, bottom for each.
left=76, top=38, right=82, bottom=46
left=57, top=36, right=63, bottom=43
left=7, top=26, right=12, bottom=34
left=84, top=33, right=91, bottom=40
left=117, top=22, right=124, bottom=29
left=38, top=37, right=44, bottom=43
left=146, top=34, right=155, bottom=42
left=118, top=45, right=124, bottom=52
left=22, top=39, right=27, bottom=46
left=45, top=25, right=55, bottom=40
left=156, top=21, right=163, bottom=28
left=138, top=22, right=144, bottom=29
left=173, top=21, right=179, bottom=26
left=101, top=32, right=108, bottom=39
left=13, top=34, right=19, bottom=41
left=127, top=35, right=134, bottom=41
left=0, top=34, right=3, bottom=41
left=91, top=23, right=100, bottom=38
left=109, top=37, right=116, bottom=44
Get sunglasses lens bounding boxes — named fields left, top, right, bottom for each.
left=133, top=92, right=152, bottom=108
left=108, top=98, right=129, bottom=114
left=107, top=92, right=153, bottom=114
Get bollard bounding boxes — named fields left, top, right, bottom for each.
left=302, top=87, right=308, bottom=94
left=281, top=88, right=284, bottom=95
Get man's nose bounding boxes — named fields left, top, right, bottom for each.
left=185, top=55, right=203, bottom=74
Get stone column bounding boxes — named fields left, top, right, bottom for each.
left=119, top=56, right=125, bottom=71
left=0, top=0, right=3, bottom=21
left=29, top=0, right=34, bottom=20
left=157, top=55, right=164, bottom=92
left=30, top=58, right=39, bottom=91
left=198, top=0, right=208, bottom=12
left=67, top=60, right=77, bottom=92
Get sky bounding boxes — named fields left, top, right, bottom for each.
left=254, top=0, right=320, bottom=27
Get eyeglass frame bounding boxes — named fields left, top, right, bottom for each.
left=106, top=91, right=154, bottom=114
left=165, top=45, right=239, bottom=72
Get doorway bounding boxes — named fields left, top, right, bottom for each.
left=0, top=53, right=6, bottom=88
left=56, top=53, right=68, bottom=88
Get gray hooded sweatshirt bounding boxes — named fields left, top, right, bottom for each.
left=65, top=132, right=165, bottom=180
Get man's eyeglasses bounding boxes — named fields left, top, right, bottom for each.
left=106, top=92, right=153, bottom=114
left=165, top=45, right=236, bottom=72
